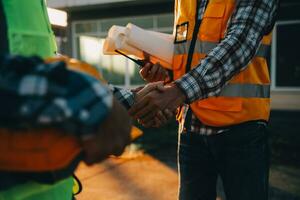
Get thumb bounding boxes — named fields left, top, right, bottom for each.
left=135, top=82, right=163, bottom=101
left=143, top=51, right=150, bottom=62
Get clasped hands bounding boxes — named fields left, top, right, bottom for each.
left=129, top=62, right=186, bottom=128
left=81, top=62, right=185, bottom=164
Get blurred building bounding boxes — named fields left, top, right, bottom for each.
left=48, top=0, right=173, bottom=88
left=48, top=0, right=300, bottom=117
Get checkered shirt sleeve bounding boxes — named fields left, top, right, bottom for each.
left=109, top=85, right=135, bottom=109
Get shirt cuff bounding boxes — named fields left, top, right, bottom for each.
left=174, top=72, right=203, bottom=104
left=109, top=85, right=135, bottom=109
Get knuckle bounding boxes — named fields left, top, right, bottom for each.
left=148, top=95, right=155, bottom=101
left=153, top=101, right=160, bottom=107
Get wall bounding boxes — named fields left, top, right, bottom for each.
left=48, top=0, right=135, bottom=8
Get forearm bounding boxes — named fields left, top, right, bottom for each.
left=175, top=0, right=278, bottom=103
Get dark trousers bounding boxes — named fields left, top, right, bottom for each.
left=178, top=122, right=269, bottom=200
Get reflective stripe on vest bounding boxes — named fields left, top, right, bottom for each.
left=174, top=40, right=270, bottom=58
left=220, top=83, right=270, bottom=98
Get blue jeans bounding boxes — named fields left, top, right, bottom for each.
left=178, top=122, right=269, bottom=200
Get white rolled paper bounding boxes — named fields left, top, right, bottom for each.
left=125, top=23, right=174, bottom=65
left=103, top=37, right=117, bottom=55
left=102, top=23, right=174, bottom=69
left=108, top=25, right=126, bottom=39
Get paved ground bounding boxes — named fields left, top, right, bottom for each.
left=74, top=147, right=300, bottom=200
left=74, top=119, right=300, bottom=200
left=75, top=152, right=178, bottom=200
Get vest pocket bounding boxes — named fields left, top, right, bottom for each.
left=199, top=3, right=226, bottom=42
left=196, top=97, right=242, bottom=112
left=9, top=32, right=55, bottom=58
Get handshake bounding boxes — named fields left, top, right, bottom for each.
left=82, top=62, right=186, bottom=164
left=128, top=62, right=186, bottom=128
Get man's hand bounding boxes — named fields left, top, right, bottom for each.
left=140, top=62, right=169, bottom=83
left=152, top=109, right=174, bottom=128
left=132, top=82, right=174, bottom=127
left=134, top=81, right=164, bottom=102
left=129, top=83, right=186, bottom=127
left=81, top=97, right=132, bottom=165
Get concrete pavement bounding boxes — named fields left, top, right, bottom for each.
left=75, top=153, right=178, bottom=200
left=74, top=143, right=300, bottom=200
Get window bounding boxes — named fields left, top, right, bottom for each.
left=72, top=14, right=174, bottom=87
left=271, top=21, right=300, bottom=90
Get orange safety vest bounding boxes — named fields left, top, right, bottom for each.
left=0, top=57, right=98, bottom=172
left=173, top=0, right=272, bottom=127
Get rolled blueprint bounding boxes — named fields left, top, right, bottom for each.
left=125, top=23, right=174, bottom=65
left=103, top=37, right=117, bottom=55
left=108, top=25, right=126, bottom=39
left=102, top=23, right=174, bottom=69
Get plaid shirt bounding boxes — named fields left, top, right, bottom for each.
left=113, top=0, right=278, bottom=135
left=110, top=85, right=135, bottom=110
left=0, top=55, right=112, bottom=137
left=173, top=0, right=278, bottom=134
